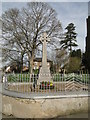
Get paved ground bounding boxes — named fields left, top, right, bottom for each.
left=0, top=113, right=2, bottom=120
left=0, top=84, right=2, bottom=120
left=1, top=112, right=89, bottom=119
left=0, top=83, right=2, bottom=93
left=59, top=112, right=88, bottom=118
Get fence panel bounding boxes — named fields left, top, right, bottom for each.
left=2, top=72, right=89, bottom=94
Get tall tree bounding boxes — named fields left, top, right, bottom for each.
left=2, top=8, right=26, bottom=72
left=67, top=49, right=82, bottom=73
left=55, top=48, right=69, bottom=69
left=2, top=46, right=25, bottom=73
left=2, top=2, right=62, bottom=73
left=60, top=23, right=78, bottom=52
left=50, top=48, right=69, bottom=73
left=70, top=49, right=81, bottom=58
left=66, top=57, right=81, bottom=73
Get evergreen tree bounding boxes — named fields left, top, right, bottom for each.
left=60, top=23, right=78, bottom=52
left=70, top=49, right=81, bottom=58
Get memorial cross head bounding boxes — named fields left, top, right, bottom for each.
left=40, top=33, right=50, bottom=43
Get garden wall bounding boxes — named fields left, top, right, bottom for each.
left=2, top=95, right=88, bottom=118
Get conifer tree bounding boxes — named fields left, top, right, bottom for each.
left=60, top=23, right=78, bottom=52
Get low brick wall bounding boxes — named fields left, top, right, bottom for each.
left=2, top=95, right=88, bottom=118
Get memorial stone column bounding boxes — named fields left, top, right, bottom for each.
left=38, top=33, right=52, bottom=84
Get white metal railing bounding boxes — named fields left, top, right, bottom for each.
left=2, top=72, right=89, bottom=93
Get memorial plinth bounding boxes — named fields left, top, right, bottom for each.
left=38, top=33, right=51, bottom=84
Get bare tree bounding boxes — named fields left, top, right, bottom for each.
left=2, top=2, right=62, bottom=73
left=50, top=48, right=69, bottom=73
left=56, top=49, right=69, bottom=72
left=55, top=48, right=69, bottom=69
left=2, top=46, right=25, bottom=73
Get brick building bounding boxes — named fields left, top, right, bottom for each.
left=32, top=58, right=52, bottom=70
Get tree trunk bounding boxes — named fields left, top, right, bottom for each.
left=20, top=53, right=24, bottom=73
left=31, top=55, right=34, bottom=74
left=29, top=51, right=35, bottom=74
left=28, top=61, right=30, bottom=73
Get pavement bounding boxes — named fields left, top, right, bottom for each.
left=0, top=88, right=2, bottom=120
left=0, top=83, right=2, bottom=93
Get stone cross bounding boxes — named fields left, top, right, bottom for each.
left=38, top=33, right=51, bottom=84
left=40, top=33, right=50, bottom=68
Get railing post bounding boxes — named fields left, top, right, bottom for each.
left=73, top=73, right=75, bottom=91
left=3, top=73, right=8, bottom=88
